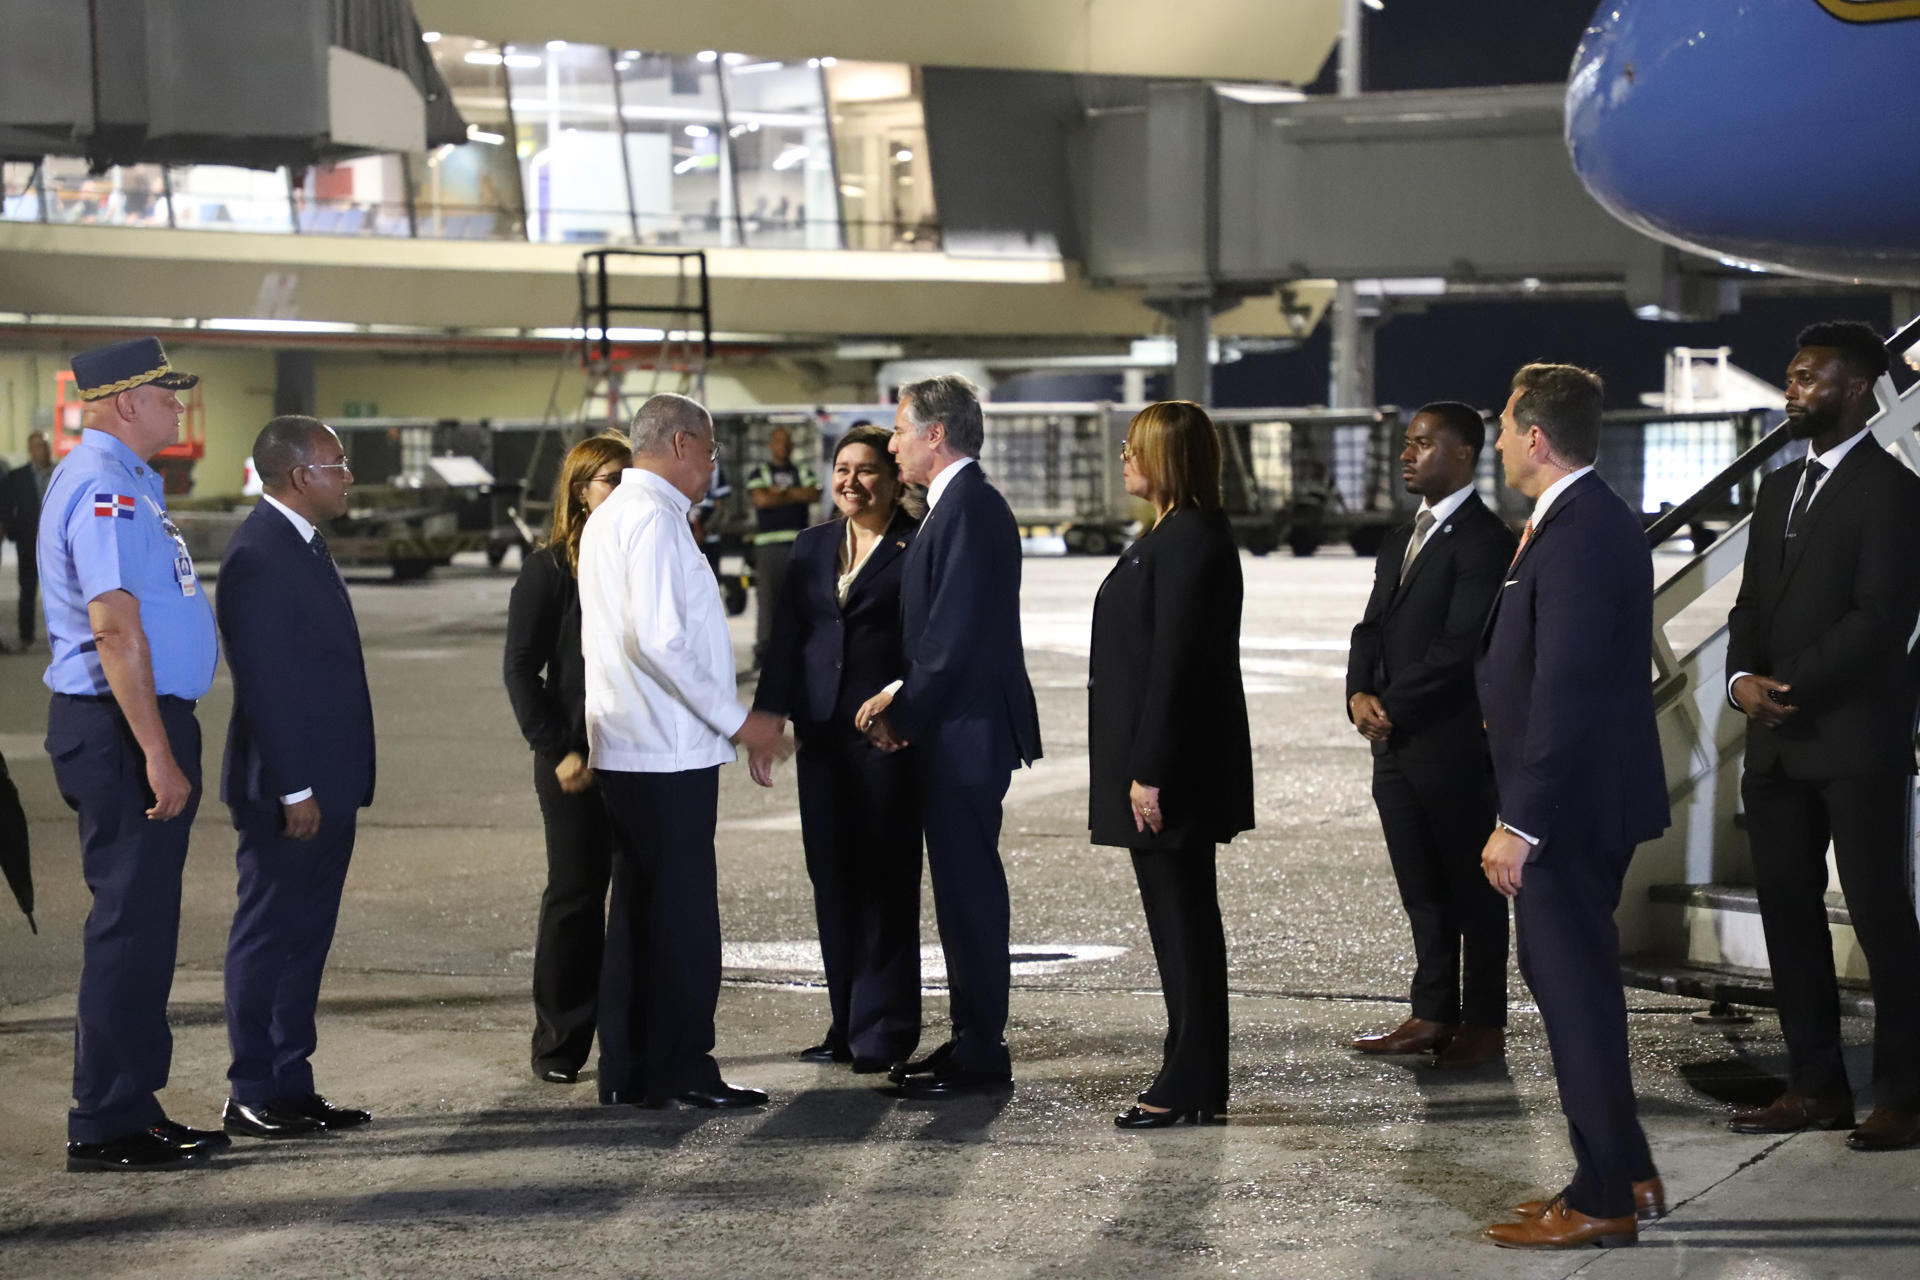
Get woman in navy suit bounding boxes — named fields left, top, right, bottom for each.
left=504, top=431, right=631, bottom=1084
left=753, top=424, right=923, bottom=1070
left=1089, top=401, right=1253, bottom=1128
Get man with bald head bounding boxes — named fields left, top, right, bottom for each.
left=215, top=414, right=376, bottom=1140
left=579, top=392, right=791, bottom=1109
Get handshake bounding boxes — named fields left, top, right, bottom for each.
left=739, top=687, right=912, bottom=787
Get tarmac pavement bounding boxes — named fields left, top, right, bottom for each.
left=1, top=543, right=1915, bottom=1279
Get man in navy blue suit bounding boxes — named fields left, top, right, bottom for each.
left=1476, top=364, right=1669, bottom=1250
left=215, top=415, right=376, bottom=1140
left=857, top=374, right=1042, bottom=1099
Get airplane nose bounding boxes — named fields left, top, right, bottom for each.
left=1565, top=0, right=1920, bottom=282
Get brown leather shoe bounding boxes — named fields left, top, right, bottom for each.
left=1847, top=1107, right=1920, bottom=1151
left=1728, top=1092, right=1855, bottom=1134
left=1430, top=1026, right=1504, bottom=1069
left=1515, top=1177, right=1665, bottom=1223
left=1485, top=1198, right=1637, bottom=1249
left=1351, top=1017, right=1454, bottom=1055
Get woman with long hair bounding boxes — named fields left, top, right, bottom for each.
left=1089, top=401, right=1254, bottom=1127
left=504, top=430, right=632, bottom=1084
left=751, top=424, right=924, bottom=1071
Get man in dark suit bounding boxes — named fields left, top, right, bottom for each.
left=1725, top=321, right=1920, bottom=1151
left=1477, top=364, right=1670, bottom=1250
left=215, top=415, right=376, bottom=1139
left=857, top=374, right=1042, bottom=1098
left=1347, top=403, right=1516, bottom=1069
left=0, top=429, right=53, bottom=649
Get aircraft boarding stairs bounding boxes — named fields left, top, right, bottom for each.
left=1623, top=316, right=1920, bottom=1015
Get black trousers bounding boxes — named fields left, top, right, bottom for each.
left=46, top=694, right=201, bottom=1143
left=1371, top=748, right=1508, bottom=1026
left=1131, top=843, right=1229, bottom=1111
left=796, top=728, right=922, bottom=1062
left=1743, top=764, right=1920, bottom=1111
left=529, top=750, right=614, bottom=1072
left=594, top=766, right=724, bottom=1101
left=918, top=754, right=1013, bottom=1076
left=1513, top=833, right=1654, bottom=1221
left=14, top=535, right=35, bottom=644
left=224, top=808, right=355, bottom=1104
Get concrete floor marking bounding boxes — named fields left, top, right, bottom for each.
left=723, top=941, right=1127, bottom=982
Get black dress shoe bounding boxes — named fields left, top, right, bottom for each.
left=1114, top=1105, right=1224, bottom=1129
left=276, top=1093, right=371, bottom=1129
left=796, top=1040, right=852, bottom=1064
left=851, top=1057, right=894, bottom=1075
left=67, top=1130, right=208, bottom=1172
left=153, top=1118, right=232, bottom=1152
left=888, top=1041, right=955, bottom=1084
left=892, top=1070, right=1012, bottom=1101
left=536, top=1065, right=579, bottom=1084
left=601, top=1090, right=668, bottom=1109
left=676, top=1083, right=768, bottom=1109
left=223, top=1098, right=324, bottom=1139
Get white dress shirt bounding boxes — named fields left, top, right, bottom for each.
left=1496, top=465, right=1594, bottom=847
left=579, top=467, right=746, bottom=772
left=260, top=492, right=315, bottom=806
left=1725, top=424, right=1875, bottom=704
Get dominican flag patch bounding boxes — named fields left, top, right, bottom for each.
left=93, top=493, right=136, bottom=519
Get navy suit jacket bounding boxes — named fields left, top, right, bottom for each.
left=1474, top=472, right=1667, bottom=852
left=754, top=509, right=918, bottom=738
left=889, top=463, right=1042, bottom=780
left=217, top=501, right=376, bottom=831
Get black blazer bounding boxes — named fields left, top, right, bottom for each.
left=1727, top=439, right=1920, bottom=779
left=1347, top=493, right=1516, bottom=760
left=217, top=501, right=376, bottom=829
left=1474, top=473, right=1668, bottom=852
left=1088, top=506, right=1252, bottom=850
left=754, top=510, right=918, bottom=738
left=888, top=464, right=1042, bottom=781
left=504, top=544, right=591, bottom=759
left=0, top=463, right=40, bottom=548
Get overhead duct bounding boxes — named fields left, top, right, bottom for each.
left=0, top=0, right=463, bottom=170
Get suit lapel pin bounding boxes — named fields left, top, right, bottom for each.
left=1443, top=524, right=1452, bottom=534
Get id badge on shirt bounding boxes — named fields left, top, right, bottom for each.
left=146, top=495, right=197, bottom=597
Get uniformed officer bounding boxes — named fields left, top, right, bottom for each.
left=39, top=337, right=229, bottom=1171
left=747, top=425, right=819, bottom=668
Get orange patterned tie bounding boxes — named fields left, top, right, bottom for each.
left=1509, top=519, right=1533, bottom=568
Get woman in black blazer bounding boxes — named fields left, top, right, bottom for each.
left=503, top=431, right=631, bottom=1084
left=752, top=424, right=923, bottom=1070
left=1089, top=400, right=1254, bottom=1128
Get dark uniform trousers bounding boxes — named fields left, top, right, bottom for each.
left=918, top=751, right=1013, bottom=1076
left=224, top=807, right=355, bottom=1104
left=795, top=727, right=922, bottom=1062
left=15, top=531, right=37, bottom=644
left=1371, top=748, right=1508, bottom=1027
left=1131, top=841, right=1229, bottom=1111
left=595, top=766, right=725, bottom=1101
left=1513, top=829, right=1656, bottom=1220
left=529, top=748, right=614, bottom=1072
left=46, top=693, right=201, bottom=1144
left=1743, top=765, right=1920, bottom=1111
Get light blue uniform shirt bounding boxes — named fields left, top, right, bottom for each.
left=38, top=429, right=217, bottom=699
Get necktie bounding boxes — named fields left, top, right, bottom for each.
left=1786, top=459, right=1827, bottom=537
left=1509, top=519, right=1533, bottom=569
left=309, top=530, right=336, bottom=568
left=1398, top=510, right=1435, bottom=585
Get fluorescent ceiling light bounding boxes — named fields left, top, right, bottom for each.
left=684, top=124, right=710, bottom=138
left=722, top=52, right=750, bottom=65
left=503, top=53, right=542, bottom=69
left=465, top=125, right=505, bottom=145
left=696, top=50, right=718, bottom=63
left=546, top=40, right=567, bottom=51
left=772, top=145, right=811, bottom=171
left=615, top=60, right=632, bottom=71
left=733, top=62, right=783, bottom=75
left=464, top=51, right=502, bottom=66
left=819, top=57, right=837, bottom=67
left=204, top=318, right=360, bottom=334
left=421, top=31, right=441, bottom=43
left=673, top=155, right=704, bottom=174
left=893, top=148, right=913, bottom=163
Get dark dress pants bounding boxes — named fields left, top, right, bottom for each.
left=1371, top=747, right=1509, bottom=1027
left=796, top=727, right=922, bottom=1062
left=1513, top=831, right=1655, bottom=1221
left=46, top=694, right=201, bottom=1143
left=918, top=751, right=1013, bottom=1076
left=15, top=535, right=35, bottom=644
left=594, top=766, right=725, bottom=1101
left=530, top=749, right=614, bottom=1072
left=1131, top=843, right=1229, bottom=1111
left=1743, top=764, right=1920, bottom=1111
left=224, top=807, right=355, bottom=1104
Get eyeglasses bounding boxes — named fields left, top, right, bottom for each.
left=303, top=459, right=351, bottom=474
left=679, top=431, right=718, bottom=464
left=1119, top=441, right=1136, bottom=462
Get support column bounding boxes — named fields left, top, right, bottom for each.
left=1327, top=280, right=1375, bottom=409
left=1169, top=299, right=1212, bottom=407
